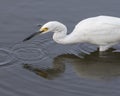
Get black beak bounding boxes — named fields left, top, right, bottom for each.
left=23, top=31, right=43, bottom=42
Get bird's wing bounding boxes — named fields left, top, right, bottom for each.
left=98, top=16, right=120, bottom=26
left=101, top=21, right=120, bottom=27
left=76, top=16, right=120, bottom=30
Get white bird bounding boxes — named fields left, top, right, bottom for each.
left=23, top=15, right=120, bottom=51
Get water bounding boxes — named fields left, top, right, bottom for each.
left=1, top=0, right=120, bottom=96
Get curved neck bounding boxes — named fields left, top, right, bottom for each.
left=53, top=23, right=85, bottom=44
left=53, top=24, right=78, bottom=44
left=53, top=24, right=73, bottom=44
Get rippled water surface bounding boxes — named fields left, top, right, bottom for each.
left=1, top=0, right=120, bottom=96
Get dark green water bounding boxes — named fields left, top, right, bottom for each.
left=0, top=0, right=120, bottom=96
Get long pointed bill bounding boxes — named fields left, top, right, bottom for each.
left=23, top=31, right=43, bottom=42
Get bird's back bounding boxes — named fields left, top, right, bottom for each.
left=71, top=15, right=120, bottom=45
left=76, top=15, right=120, bottom=29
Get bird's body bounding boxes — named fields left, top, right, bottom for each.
left=57, top=15, right=120, bottom=51
left=23, top=15, right=120, bottom=51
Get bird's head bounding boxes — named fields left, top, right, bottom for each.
left=23, top=21, right=64, bottom=42
left=40, top=21, right=59, bottom=33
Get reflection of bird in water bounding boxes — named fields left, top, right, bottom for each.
left=73, top=52, right=120, bottom=79
left=23, top=58, right=65, bottom=80
left=23, top=50, right=120, bottom=80
left=24, top=16, right=120, bottom=51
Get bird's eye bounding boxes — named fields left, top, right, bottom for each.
left=44, top=28, right=48, bottom=31
left=40, top=27, right=48, bottom=32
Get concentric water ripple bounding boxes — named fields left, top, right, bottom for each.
left=0, top=48, right=15, bottom=66
left=11, top=42, right=47, bottom=62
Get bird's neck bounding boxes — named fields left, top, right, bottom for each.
left=53, top=23, right=86, bottom=44
left=53, top=25, right=68, bottom=44
left=52, top=25, right=79, bottom=44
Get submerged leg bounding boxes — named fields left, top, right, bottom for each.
left=99, top=45, right=113, bottom=52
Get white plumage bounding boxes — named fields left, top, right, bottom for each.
left=24, top=15, right=120, bottom=51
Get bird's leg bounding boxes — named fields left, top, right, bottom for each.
left=99, top=45, right=113, bottom=52
left=98, top=45, right=116, bottom=56
left=99, top=46, right=109, bottom=52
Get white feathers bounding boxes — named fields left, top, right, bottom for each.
left=40, top=16, right=120, bottom=51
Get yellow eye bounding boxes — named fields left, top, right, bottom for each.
left=40, top=27, right=48, bottom=32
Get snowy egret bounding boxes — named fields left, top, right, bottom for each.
left=23, top=16, right=120, bottom=51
